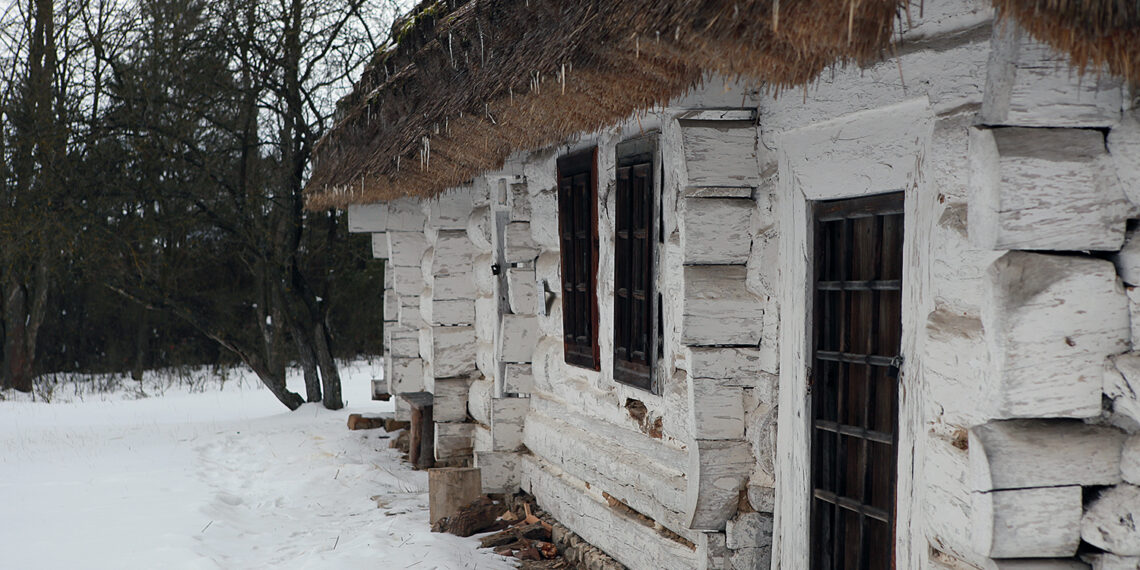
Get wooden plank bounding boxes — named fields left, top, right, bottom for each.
left=969, top=420, right=1126, bottom=491
left=406, top=396, right=435, bottom=470
left=684, top=439, right=753, bottom=530
left=681, top=197, right=754, bottom=265
left=1081, top=484, right=1140, bottom=555
left=983, top=252, right=1130, bottom=418
left=982, top=22, right=1122, bottom=128
left=688, top=378, right=745, bottom=440
left=968, top=127, right=1127, bottom=250
left=428, top=467, right=482, bottom=524
left=474, top=451, right=521, bottom=494
left=972, top=486, right=1082, bottom=558
left=681, top=122, right=761, bottom=187
left=382, top=289, right=398, bottom=323
left=425, top=187, right=472, bottom=230
left=687, top=346, right=777, bottom=379
left=347, top=203, right=389, bottom=233
left=499, top=314, right=539, bottom=363
left=490, top=397, right=529, bottom=452
left=682, top=186, right=754, bottom=199
left=507, top=267, right=538, bottom=315
left=370, top=232, right=389, bottom=259
left=681, top=265, right=766, bottom=346
left=677, top=109, right=757, bottom=122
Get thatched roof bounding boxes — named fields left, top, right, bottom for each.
left=305, top=0, right=1140, bottom=210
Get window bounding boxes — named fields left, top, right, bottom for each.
left=810, top=192, right=903, bottom=570
left=613, top=137, right=659, bottom=392
left=557, top=148, right=600, bottom=370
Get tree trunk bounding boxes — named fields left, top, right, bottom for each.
left=314, top=320, right=342, bottom=409
left=3, top=280, right=33, bottom=392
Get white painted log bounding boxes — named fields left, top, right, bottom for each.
left=499, top=314, right=538, bottom=363
left=386, top=357, right=424, bottom=395
left=982, top=22, right=1122, bottom=128
left=519, top=454, right=701, bottom=570
left=681, top=197, right=754, bottom=265
left=397, top=295, right=425, bottom=328
left=473, top=422, right=492, bottom=453
left=508, top=182, right=530, bottom=221
left=677, top=109, right=757, bottom=122
left=699, top=531, right=730, bottom=570
left=466, top=205, right=493, bottom=253
left=387, top=231, right=430, bottom=267
left=1115, top=228, right=1140, bottom=287
left=983, top=252, right=1130, bottom=418
left=507, top=267, right=538, bottom=315
left=1109, top=112, right=1140, bottom=210
left=471, top=253, right=495, bottom=295
left=431, top=230, right=477, bottom=276
left=474, top=451, right=521, bottom=494
left=972, top=486, right=1082, bottom=558
left=383, top=262, right=394, bottom=289
left=383, top=289, right=398, bottom=323
left=969, top=420, right=1126, bottom=491
left=687, top=346, right=777, bottom=380
left=392, top=266, right=424, bottom=297
left=503, top=363, right=534, bottom=394
left=386, top=198, right=427, bottom=232
left=347, top=203, right=388, bottom=233
left=429, top=326, right=477, bottom=378
left=385, top=325, right=420, bottom=358
left=1084, top=554, right=1140, bottom=570
left=747, top=484, right=775, bottom=513
left=1082, top=484, right=1140, bottom=555
left=1106, top=356, right=1140, bottom=431
left=680, top=122, right=761, bottom=187
left=432, top=273, right=477, bottom=300
left=432, top=376, right=474, bottom=423
left=683, top=186, right=753, bottom=199
left=688, top=378, right=745, bottom=440
left=394, top=394, right=411, bottom=422
left=685, top=439, right=753, bottom=530
left=424, top=298, right=475, bottom=326
left=474, top=295, right=496, bottom=342
left=475, top=341, right=496, bottom=381
left=725, top=512, right=773, bottom=550
left=434, top=422, right=475, bottom=460
left=682, top=265, right=766, bottom=346
left=490, top=397, right=529, bottom=452
left=425, top=187, right=472, bottom=230
left=1123, top=437, right=1140, bottom=486
left=992, top=561, right=1091, bottom=570
left=370, top=232, right=389, bottom=259
left=467, top=377, right=493, bottom=426
left=968, top=127, right=1127, bottom=250
left=504, top=221, right=541, bottom=264
left=529, top=187, right=560, bottom=249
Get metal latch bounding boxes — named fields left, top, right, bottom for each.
left=888, top=355, right=904, bottom=379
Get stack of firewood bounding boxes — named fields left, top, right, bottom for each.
left=432, top=495, right=562, bottom=564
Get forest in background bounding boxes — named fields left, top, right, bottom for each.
left=0, top=0, right=404, bottom=408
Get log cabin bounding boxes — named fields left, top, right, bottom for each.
left=306, top=0, right=1140, bottom=567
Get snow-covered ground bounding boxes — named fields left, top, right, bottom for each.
left=0, top=361, right=515, bottom=570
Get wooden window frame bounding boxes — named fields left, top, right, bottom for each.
left=557, top=147, right=601, bottom=371
left=612, top=135, right=661, bottom=393
left=809, top=191, right=904, bottom=570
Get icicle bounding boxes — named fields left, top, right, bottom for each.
left=478, top=20, right=485, bottom=67
left=448, top=33, right=454, bottom=68
left=560, top=63, right=566, bottom=95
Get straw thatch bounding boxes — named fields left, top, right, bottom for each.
left=305, top=0, right=1140, bottom=210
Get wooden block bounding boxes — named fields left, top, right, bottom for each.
left=387, top=231, right=430, bottom=267
left=491, top=397, right=529, bottom=452
left=683, top=186, right=753, bottom=199
left=685, top=439, right=753, bottom=531
left=499, top=314, right=538, bottom=363
left=1082, top=484, right=1140, bottom=555
left=347, top=413, right=386, bottom=430
left=1123, top=436, right=1140, bottom=486
left=397, top=295, right=425, bottom=328
left=431, top=230, right=477, bottom=276
left=387, top=357, right=424, bottom=394
left=405, top=393, right=435, bottom=470
left=507, top=267, right=538, bottom=315
left=687, top=346, right=776, bottom=379
left=371, top=380, right=389, bottom=401
left=386, top=198, right=427, bottom=232
left=373, top=231, right=391, bottom=262
left=503, top=363, right=534, bottom=394
left=434, top=422, right=475, bottom=460
left=680, top=121, right=761, bottom=187
left=383, top=289, right=398, bottom=323
left=394, top=394, right=410, bottom=422
left=682, top=197, right=754, bottom=264
left=475, top=451, right=521, bottom=494
left=385, top=325, right=420, bottom=358
left=392, top=266, right=424, bottom=297
left=969, top=420, right=1126, bottom=491
left=682, top=265, right=765, bottom=346
left=725, top=512, right=773, bottom=550
left=972, top=486, right=1082, bottom=558
left=982, top=22, right=1122, bottom=128
left=429, top=326, right=477, bottom=378
left=688, top=378, right=745, bottom=440
left=433, top=376, right=474, bottom=423
left=432, top=273, right=477, bottom=300
left=428, top=467, right=482, bottom=524
left=424, top=298, right=475, bottom=326
left=504, top=221, right=540, bottom=264
left=1108, top=112, right=1140, bottom=210
left=347, top=203, right=389, bottom=233
left=983, top=252, right=1130, bottom=418
left=425, top=187, right=472, bottom=230
left=508, top=182, right=530, bottom=222
left=969, top=127, right=1127, bottom=251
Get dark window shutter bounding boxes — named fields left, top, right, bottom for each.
left=613, top=155, right=655, bottom=391
left=557, top=148, right=600, bottom=370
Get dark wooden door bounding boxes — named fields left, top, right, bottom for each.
left=810, top=192, right=904, bottom=570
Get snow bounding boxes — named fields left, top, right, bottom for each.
left=0, top=361, right=516, bottom=570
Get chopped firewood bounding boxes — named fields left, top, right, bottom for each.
left=479, top=522, right=551, bottom=548
left=500, top=510, right=518, bottom=522
left=536, top=541, right=558, bottom=559
left=432, top=496, right=502, bottom=537
left=522, top=503, right=540, bottom=525
left=383, top=418, right=410, bottom=432
left=347, top=414, right=388, bottom=430
left=494, top=547, right=514, bottom=557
